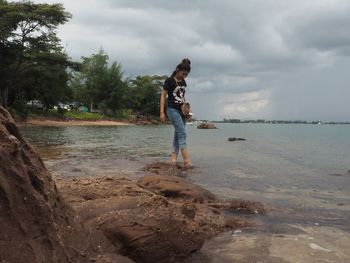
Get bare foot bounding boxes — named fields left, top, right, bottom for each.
left=184, top=161, right=193, bottom=169
left=170, top=153, right=177, bottom=165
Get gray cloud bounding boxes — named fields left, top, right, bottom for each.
left=223, top=97, right=270, bottom=105
left=280, top=3, right=350, bottom=55
left=20, top=0, right=350, bottom=120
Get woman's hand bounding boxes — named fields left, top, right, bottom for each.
left=160, top=112, right=166, bottom=123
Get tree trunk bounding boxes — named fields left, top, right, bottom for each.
left=3, top=87, right=8, bottom=108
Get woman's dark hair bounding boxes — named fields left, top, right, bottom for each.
left=171, top=58, right=191, bottom=77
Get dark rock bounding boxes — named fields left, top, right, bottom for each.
left=228, top=137, right=246, bottom=141
left=181, top=202, right=197, bottom=219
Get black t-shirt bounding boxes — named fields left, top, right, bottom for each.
left=163, top=77, right=187, bottom=110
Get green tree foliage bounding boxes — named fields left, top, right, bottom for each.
left=102, top=62, right=128, bottom=113
left=79, top=50, right=109, bottom=111
left=34, top=52, right=73, bottom=113
left=1, top=1, right=167, bottom=118
left=70, top=49, right=127, bottom=114
left=0, top=0, right=72, bottom=108
left=128, top=75, right=166, bottom=117
left=70, top=49, right=167, bottom=117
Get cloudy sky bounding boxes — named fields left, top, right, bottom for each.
left=29, top=0, right=350, bottom=121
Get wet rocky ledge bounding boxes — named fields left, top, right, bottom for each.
left=0, top=106, right=266, bottom=263
left=55, top=163, right=266, bottom=263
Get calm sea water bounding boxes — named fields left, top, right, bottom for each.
left=20, top=123, right=350, bottom=262
left=20, top=123, right=350, bottom=202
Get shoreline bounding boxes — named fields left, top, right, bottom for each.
left=18, top=118, right=134, bottom=127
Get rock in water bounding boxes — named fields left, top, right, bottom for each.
left=228, top=137, right=246, bottom=142
left=0, top=107, right=119, bottom=263
left=197, top=122, right=217, bottom=129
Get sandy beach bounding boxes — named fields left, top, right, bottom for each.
left=20, top=118, right=134, bottom=127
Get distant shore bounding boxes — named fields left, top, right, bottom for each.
left=19, top=118, right=133, bottom=127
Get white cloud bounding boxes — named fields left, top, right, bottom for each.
left=221, top=90, right=271, bottom=117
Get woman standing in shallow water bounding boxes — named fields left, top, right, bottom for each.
left=160, top=58, right=192, bottom=168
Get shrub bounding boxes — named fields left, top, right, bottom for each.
left=9, top=100, right=29, bottom=119
left=63, top=111, right=103, bottom=121
left=114, top=109, right=132, bottom=119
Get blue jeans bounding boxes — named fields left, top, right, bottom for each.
left=167, top=107, right=187, bottom=154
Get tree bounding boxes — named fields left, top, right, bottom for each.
left=0, top=0, right=72, bottom=107
left=34, top=52, right=72, bottom=113
left=70, top=49, right=127, bottom=113
left=129, top=75, right=166, bottom=117
left=70, top=49, right=167, bottom=118
left=100, top=62, right=127, bottom=113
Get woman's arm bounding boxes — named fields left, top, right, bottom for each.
left=160, top=89, right=167, bottom=122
